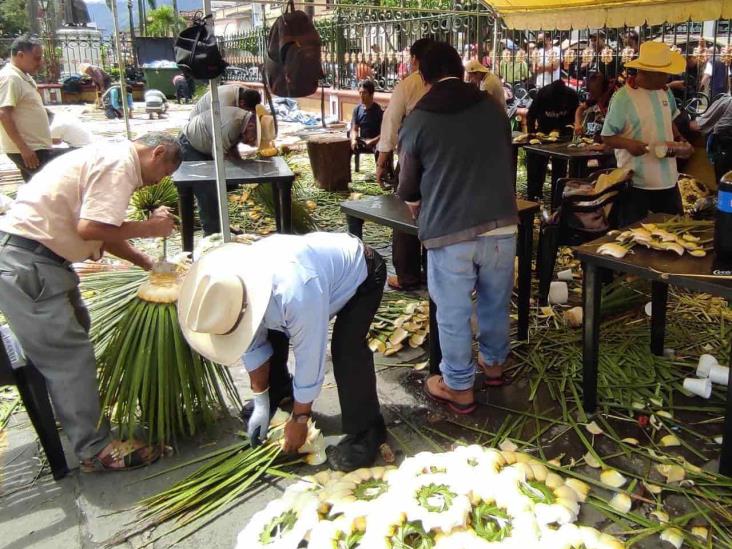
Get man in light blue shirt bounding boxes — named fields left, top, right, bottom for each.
left=178, top=232, right=387, bottom=472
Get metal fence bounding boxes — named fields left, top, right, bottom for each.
left=220, top=12, right=732, bottom=106
left=220, top=1, right=497, bottom=92
left=0, top=32, right=135, bottom=83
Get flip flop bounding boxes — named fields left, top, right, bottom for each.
left=423, top=377, right=477, bottom=415
left=484, top=374, right=510, bottom=387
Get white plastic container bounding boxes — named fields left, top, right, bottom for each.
left=697, top=354, right=719, bottom=378
left=709, top=364, right=729, bottom=386
left=683, top=377, right=712, bottom=399
left=548, top=281, right=569, bottom=305
left=557, top=269, right=574, bottom=282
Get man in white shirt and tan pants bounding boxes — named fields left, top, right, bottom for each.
left=0, top=132, right=181, bottom=471
left=0, top=35, right=68, bottom=181
left=375, top=38, right=432, bottom=291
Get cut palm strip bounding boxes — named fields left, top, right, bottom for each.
left=96, top=268, right=240, bottom=443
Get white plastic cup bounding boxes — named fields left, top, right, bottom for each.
left=697, top=354, right=719, bottom=378
left=557, top=269, right=574, bottom=282
left=548, top=281, right=569, bottom=305
left=709, top=365, right=730, bottom=386
left=683, top=377, right=712, bottom=399
left=644, top=302, right=653, bottom=317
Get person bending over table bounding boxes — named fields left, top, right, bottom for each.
left=525, top=79, right=579, bottom=201
left=177, top=232, right=387, bottom=472
left=398, top=42, right=518, bottom=413
left=350, top=79, right=383, bottom=159
left=178, top=105, right=258, bottom=235
left=0, top=132, right=180, bottom=471
left=601, top=42, right=693, bottom=227
left=189, top=83, right=261, bottom=120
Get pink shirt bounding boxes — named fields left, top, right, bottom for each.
left=0, top=142, right=144, bottom=262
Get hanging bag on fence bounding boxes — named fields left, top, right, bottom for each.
left=175, top=13, right=227, bottom=80
left=265, top=0, right=323, bottom=98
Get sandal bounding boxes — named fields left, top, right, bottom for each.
left=387, top=275, right=420, bottom=292
left=81, top=439, right=161, bottom=473
left=478, top=357, right=513, bottom=388
left=423, top=375, right=477, bottom=415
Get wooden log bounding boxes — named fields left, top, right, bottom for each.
left=306, top=134, right=352, bottom=192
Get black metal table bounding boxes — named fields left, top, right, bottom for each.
left=172, top=157, right=295, bottom=252
left=575, top=214, right=732, bottom=475
left=340, top=194, right=540, bottom=373
left=523, top=141, right=614, bottom=207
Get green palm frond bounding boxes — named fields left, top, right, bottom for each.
left=129, top=177, right=179, bottom=221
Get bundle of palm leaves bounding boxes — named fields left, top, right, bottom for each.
left=81, top=267, right=240, bottom=444
left=129, top=176, right=179, bottom=221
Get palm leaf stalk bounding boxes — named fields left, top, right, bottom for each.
left=82, top=268, right=240, bottom=444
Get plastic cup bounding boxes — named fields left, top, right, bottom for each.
left=683, top=377, right=712, bottom=399
left=548, top=281, right=569, bottom=305
left=557, top=269, right=574, bottom=282
left=697, top=354, right=719, bottom=378
left=709, top=365, right=729, bottom=386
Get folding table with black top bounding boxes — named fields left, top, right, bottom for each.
left=575, top=213, right=732, bottom=475
left=172, top=157, right=296, bottom=252
left=340, top=194, right=540, bottom=374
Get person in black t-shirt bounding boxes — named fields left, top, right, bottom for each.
left=525, top=79, right=579, bottom=200
left=350, top=80, right=384, bottom=156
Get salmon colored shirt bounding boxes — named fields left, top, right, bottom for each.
left=0, top=142, right=143, bottom=262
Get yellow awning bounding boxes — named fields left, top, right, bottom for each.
left=488, top=0, right=732, bottom=30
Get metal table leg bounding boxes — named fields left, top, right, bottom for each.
left=428, top=296, right=442, bottom=376
left=277, top=179, right=294, bottom=234
left=650, top=281, right=668, bottom=356
left=178, top=186, right=195, bottom=253
left=517, top=212, right=534, bottom=341
left=582, top=261, right=603, bottom=413
left=511, top=145, right=519, bottom=192
left=720, top=335, right=732, bottom=476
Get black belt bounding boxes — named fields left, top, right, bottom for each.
left=0, top=231, right=68, bottom=264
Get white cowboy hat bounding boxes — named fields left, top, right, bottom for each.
left=464, top=59, right=489, bottom=74
left=625, top=42, right=685, bottom=74
left=177, top=243, right=273, bottom=366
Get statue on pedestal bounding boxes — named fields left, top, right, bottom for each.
left=63, top=0, right=91, bottom=27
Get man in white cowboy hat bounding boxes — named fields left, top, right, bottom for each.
left=465, top=58, right=507, bottom=110
left=602, top=41, right=694, bottom=227
left=177, top=232, right=388, bottom=472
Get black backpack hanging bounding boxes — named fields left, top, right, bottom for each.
left=175, top=13, right=227, bottom=80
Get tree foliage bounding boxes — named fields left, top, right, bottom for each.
left=146, top=5, right=185, bottom=37
left=0, top=0, right=29, bottom=36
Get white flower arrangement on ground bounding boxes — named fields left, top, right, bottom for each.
left=237, top=447, right=626, bottom=548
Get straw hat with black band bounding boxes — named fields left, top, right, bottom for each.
left=177, top=243, right=274, bottom=366
left=625, top=42, right=686, bottom=75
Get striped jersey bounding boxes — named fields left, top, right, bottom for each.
left=601, top=84, right=679, bottom=190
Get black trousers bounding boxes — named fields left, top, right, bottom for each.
left=616, top=185, right=683, bottom=228
left=179, top=133, right=223, bottom=235
left=7, top=148, right=71, bottom=182
left=525, top=153, right=568, bottom=202
left=712, top=135, right=732, bottom=184
left=267, top=247, right=386, bottom=434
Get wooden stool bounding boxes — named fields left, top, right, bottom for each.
left=306, top=134, right=352, bottom=192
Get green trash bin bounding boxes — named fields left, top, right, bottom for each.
left=141, top=67, right=179, bottom=99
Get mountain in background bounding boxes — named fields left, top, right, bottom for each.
left=84, top=0, right=202, bottom=35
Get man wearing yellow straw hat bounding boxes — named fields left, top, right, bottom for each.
left=177, top=233, right=388, bottom=472
left=602, top=41, right=694, bottom=226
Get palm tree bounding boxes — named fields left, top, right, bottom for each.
left=146, top=5, right=185, bottom=37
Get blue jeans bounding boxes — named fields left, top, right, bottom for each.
left=427, top=233, right=516, bottom=391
